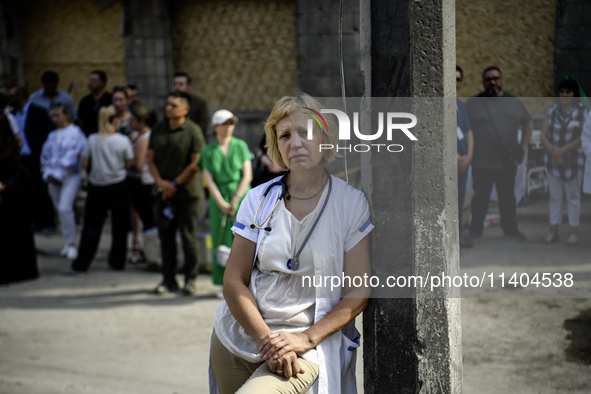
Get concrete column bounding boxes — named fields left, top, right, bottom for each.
left=360, top=0, right=461, bottom=392
left=122, top=0, right=174, bottom=118
left=554, top=0, right=591, bottom=92
left=0, top=1, right=25, bottom=89
left=296, top=0, right=363, bottom=96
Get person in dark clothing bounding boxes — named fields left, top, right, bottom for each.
left=173, top=72, right=209, bottom=141
left=464, top=66, right=533, bottom=244
left=127, top=84, right=158, bottom=127
left=148, top=92, right=205, bottom=296
left=77, top=70, right=112, bottom=136
left=456, top=65, right=474, bottom=248
left=8, top=86, right=57, bottom=233
left=0, top=93, right=38, bottom=286
left=251, top=133, right=285, bottom=188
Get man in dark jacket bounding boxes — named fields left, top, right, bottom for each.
left=172, top=72, right=209, bottom=141
left=9, top=86, right=57, bottom=233
left=77, top=70, right=112, bottom=136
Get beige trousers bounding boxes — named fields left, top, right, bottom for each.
left=211, top=333, right=319, bottom=394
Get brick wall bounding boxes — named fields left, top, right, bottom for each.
left=170, top=0, right=297, bottom=113
left=17, top=0, right=126, bottom=105
left=456, top=0, right=556, bottom=98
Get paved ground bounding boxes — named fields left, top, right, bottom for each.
left=0, top=193, right=590, bottom=393
left=460, top=195, right=591, bottom=393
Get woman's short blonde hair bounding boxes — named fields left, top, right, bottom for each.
left=264, top=93, right=338, bottom=170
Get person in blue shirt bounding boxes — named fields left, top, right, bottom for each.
left=29, top=70, right=77, bottom=121
left=456, top=66, right=474, bottom=247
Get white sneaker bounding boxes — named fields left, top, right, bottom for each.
left=66, top=246, right=78, bottom=260
left=567, top=234, right=578, bottom=246
left=60, top=245, right=69, bottom=257
left=543, top=232, right=559, bottom=244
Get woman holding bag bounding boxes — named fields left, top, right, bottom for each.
left=198, top=110, right=252, bottom=296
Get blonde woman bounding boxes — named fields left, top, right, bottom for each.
left=66, top=106, right=134, bottom=275
left=209, top=94, right=372, bottom=393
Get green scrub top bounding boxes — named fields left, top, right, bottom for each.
left=198, top=136, right=252, bottom=285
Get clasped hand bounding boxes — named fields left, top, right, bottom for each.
left=159, top=180, right=177, bottom=200
left=259, top=331, right=312, bottom=377
left=550, top=147, right=565, bottom=167
left=457, top=155, right=470, bottom=174
left=48, top=175, right=62, bottom=185
left=220, top=201, right=236, bottom=215
left=264, top=350, right=304, bottom=378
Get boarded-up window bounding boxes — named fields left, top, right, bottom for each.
left=170, top=0, right=297, bottom=112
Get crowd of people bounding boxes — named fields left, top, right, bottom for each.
left=1, top=77, right=373, bottom=391
left=456, top=65, right=591, bottom=248
left=2, top=63, right=591, bottom=392
left=0, top=69, right=261, bottom=297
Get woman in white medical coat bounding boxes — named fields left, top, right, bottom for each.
left=209, top=93, right=373, bottom=394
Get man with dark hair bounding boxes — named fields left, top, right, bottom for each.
left=148, top=91, right=206, bottom=295
left=77, top=70, right=112, bottom=136
left=465, top=66, right=534, bottom=244
left=173, top=71, right=209, bottom=140
left=128, top=84, right=140, bottom=107
left=127, top=83, right=158, bottom=127
left=29, top=70, right=77, bottom=120
left=8, top=86, right=57, bottom=233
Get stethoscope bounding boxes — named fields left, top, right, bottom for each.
left=250, top=170, right=333, bottom=271
left=250, top=172, right=290, bottom=232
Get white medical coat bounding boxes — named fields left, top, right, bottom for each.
left=209, top=174, right=374, bottom=394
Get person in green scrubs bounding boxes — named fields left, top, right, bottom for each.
left=199, top=110, right=252, bottom=294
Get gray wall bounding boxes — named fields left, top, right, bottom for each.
left=554, top=0, right=591, bottom=94
left=123, top=0, right=174, bottom=121
left=235, top=0, right=365, bottom=157
left=0, top=1, right=24, bottom=90
left=296, top=0, right=363, bottom=97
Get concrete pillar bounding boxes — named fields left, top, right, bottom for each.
left=360, top=0, right=461, bottom=392
left=122, top=0, right=174, bottom=118
left=554, top=0, right=591, bottom=93
left=0, top=1, right=25, bottom=89
left=296, top=0, right=363, bottom=97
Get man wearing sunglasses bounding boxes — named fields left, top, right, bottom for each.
left=464, top=66, right=533, bottom=244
